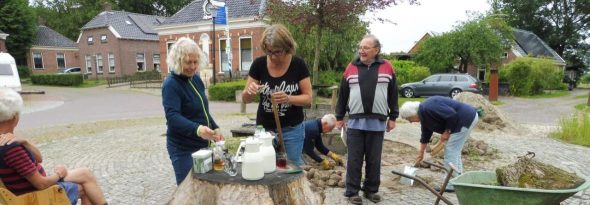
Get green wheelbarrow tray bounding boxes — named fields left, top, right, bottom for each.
left=450, top=171, right=590, bottom=205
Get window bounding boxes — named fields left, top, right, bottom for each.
left=96, top=53, right=103, bottom=73
left=502, top=52, right=508, bottom=58
left=220, top=39, right=229, bottom=72
left=153, top=54, right=160, bottom=72
left=33, top=52, right=43, bottom=69
left=101, top=34, right=107, bottom=43
left=424, top=76, right=439, bottom=82
left=87, top=36, right=93, bottom=45
left=457, top=76, right=468, bottom=82
left=0, top=64, right=13, bottom=75
left=439, top=75, right=454, bottom=82
left=240, top=37, right=252, bottom=71
left=478, top=68, right=486, bottom=81
left=136, top=53, right=145, bottom=72
left=166, top=41, right=175, bottom=73
left=85, top=55, right=92, bottom=73
left=56, top=53, right=65, bottom=70
left=108, top=53, right=115, bottom=73
left=200, top=34, right=210, bottom=60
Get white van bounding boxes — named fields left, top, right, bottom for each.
left=0, top=52, right=21, bottom=92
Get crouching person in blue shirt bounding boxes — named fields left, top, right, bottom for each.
left=399, top=96, right=479, bottom=192
left=302, top=114, right=343, bottom=169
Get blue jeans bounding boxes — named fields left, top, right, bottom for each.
left=167, top=142, right=205, bottom=185
left=57, top=181, right=79, bottom=205
left=445, top=113, right=479, bottom=190
left=274, top=123, right=305, bottom=166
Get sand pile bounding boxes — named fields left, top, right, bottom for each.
left=454, top=92, right=517, bottom=132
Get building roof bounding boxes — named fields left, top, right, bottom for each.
left=512, top=28, right=565, bottom=65
left=161, top=0, right=265, bottom=26
left=82, top=11, right=166, bottom=41
left=33, top=26, right=77, bottom=48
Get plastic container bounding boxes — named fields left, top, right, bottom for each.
left=259, top=133, right=276, bottom=173
left=451, top=171, right=590, bottom=205
left=241, top=137, right=264, bottom=180
left=192, top=149, right=212, bottom=174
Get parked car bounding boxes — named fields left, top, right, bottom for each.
left=58, top=67, right=81, bottom=74
left=399, top=73, right=481, bottom=98
left=0, top=52, right=21, bottom=92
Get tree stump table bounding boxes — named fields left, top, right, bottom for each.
left=167, top=167, right=322, bottom=205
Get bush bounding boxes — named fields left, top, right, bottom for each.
left=317, top=70, right=342, bottom=97
left=208, top=80, right=247, bottom=101
left=31, top=74, right=83, bottom=86
left=502, top=57, right=564, bottom=96
left=392, top=60, right=431, bottom=85
left=580, top=73, right=590, bottom=84
left=17, top=66, right=31, bottom=78
left=133, top=70, right=162, bottom=80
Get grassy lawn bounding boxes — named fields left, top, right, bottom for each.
left=574, top=94, right=589, bottom=99
left=575, top=104, right=590, bottom=113
left=78, top=79, right=107, bottom=88
left=522, top=90, right=570, bottom=99
left=551, top=112, right=590, bottom=147
left=490, top=101, right=505, bottom=106
left=578, top=83, right=590, bottom=88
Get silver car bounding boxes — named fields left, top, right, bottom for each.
left=399, top=73, right=481, bottom=98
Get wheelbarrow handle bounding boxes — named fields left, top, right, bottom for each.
left=391, top=170, right=454, bottom=205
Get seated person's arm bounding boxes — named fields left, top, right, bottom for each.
left=22, top=139, right=43, bottom=163
left=25, top=170, right=62, bottom=190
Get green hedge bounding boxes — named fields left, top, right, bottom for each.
left=392, top=60, right=431, bottom=85
left=502, top=57, right=565, bottom=96
left=31, top=74, right=83, bottom=86
left=209, top=80, right=248, bottom=101
left=317, top=70, right=342, bottom=97
left=17, top=66, right=31, bottom=78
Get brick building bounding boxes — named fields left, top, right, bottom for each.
left=155, top=0, right=268, bottom=84
left=0, top=29, right=8, bottom=53
left=27, top=25, right=80, bottom=74
left=78, top=5, right=165, bottom=79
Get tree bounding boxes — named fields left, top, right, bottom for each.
left=415, top=15, right=511, bottom=73
left=491, top=0, right=590, bottom=72
left=32, top=0, right=110, bottom=41
left=265, top=0, right=418, bottom=87
left=0, top=0, right=37, bottom=65
left=117, top=0, right=192, bottom=16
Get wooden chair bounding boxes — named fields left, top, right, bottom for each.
left=0, top=179, right=70, bottom=205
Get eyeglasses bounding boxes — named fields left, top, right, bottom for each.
left=265, top=49, right=286, bottom=56
left=357, top=46, right=375, bottom=51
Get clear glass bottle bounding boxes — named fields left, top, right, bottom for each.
left=213, top=141, right=225, bottom=171
left=254, top=125, right=264, bottom=138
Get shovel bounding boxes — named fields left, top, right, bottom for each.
left=270, top=95, right=286, bottom=154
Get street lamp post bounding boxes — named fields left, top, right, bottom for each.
left=211, top=7, right=218, bottom=85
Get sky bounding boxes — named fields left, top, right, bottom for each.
left=368, top=0, right=491, bottom=54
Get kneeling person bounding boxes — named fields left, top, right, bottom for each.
left=303, top=114, right=343, bottom=169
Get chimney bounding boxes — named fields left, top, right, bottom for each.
left=102, top=2, right=112, bottom=12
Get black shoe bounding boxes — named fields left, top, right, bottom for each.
left=363, top=192, right=382, bottom=203
left=347, top=195, right=363, bottom=205
left=434, top=185, right=455, bottom=193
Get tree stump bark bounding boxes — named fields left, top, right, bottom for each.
left=167, top=169, right=322, bottom=205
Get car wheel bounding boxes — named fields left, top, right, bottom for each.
left=402, top=88, right=415, bottom=98
left=450, top=89, right=462, bottom=98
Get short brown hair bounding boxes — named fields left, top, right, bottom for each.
left=260, top=24, right=297, bottom=55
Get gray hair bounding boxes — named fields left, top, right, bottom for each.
left=362, top=34, right=381, bottom=55
left=166, top=37, right=207, bottom=75
left=321, top=114, right=336, bottom=127
left=399, top=101, right=421, bottom=119
left=0, top=88, right=23, bottom=122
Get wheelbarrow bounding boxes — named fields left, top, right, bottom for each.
left=450, top=171, right=590, bottom=205
left=391, top=161, right=459, bottom=205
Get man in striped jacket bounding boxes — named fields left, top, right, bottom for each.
left=336, top=35, right=399, bottom=204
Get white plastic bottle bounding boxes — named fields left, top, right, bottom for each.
left=241, top=137, right=264, bottom=180
left=259, top=132, right=276, bottom=173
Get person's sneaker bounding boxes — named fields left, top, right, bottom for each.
left=363, top=192, right=382, bottom=203
left=434, top=185, right=455, bottom=193
left=347, top=195, right=363, bottom=205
